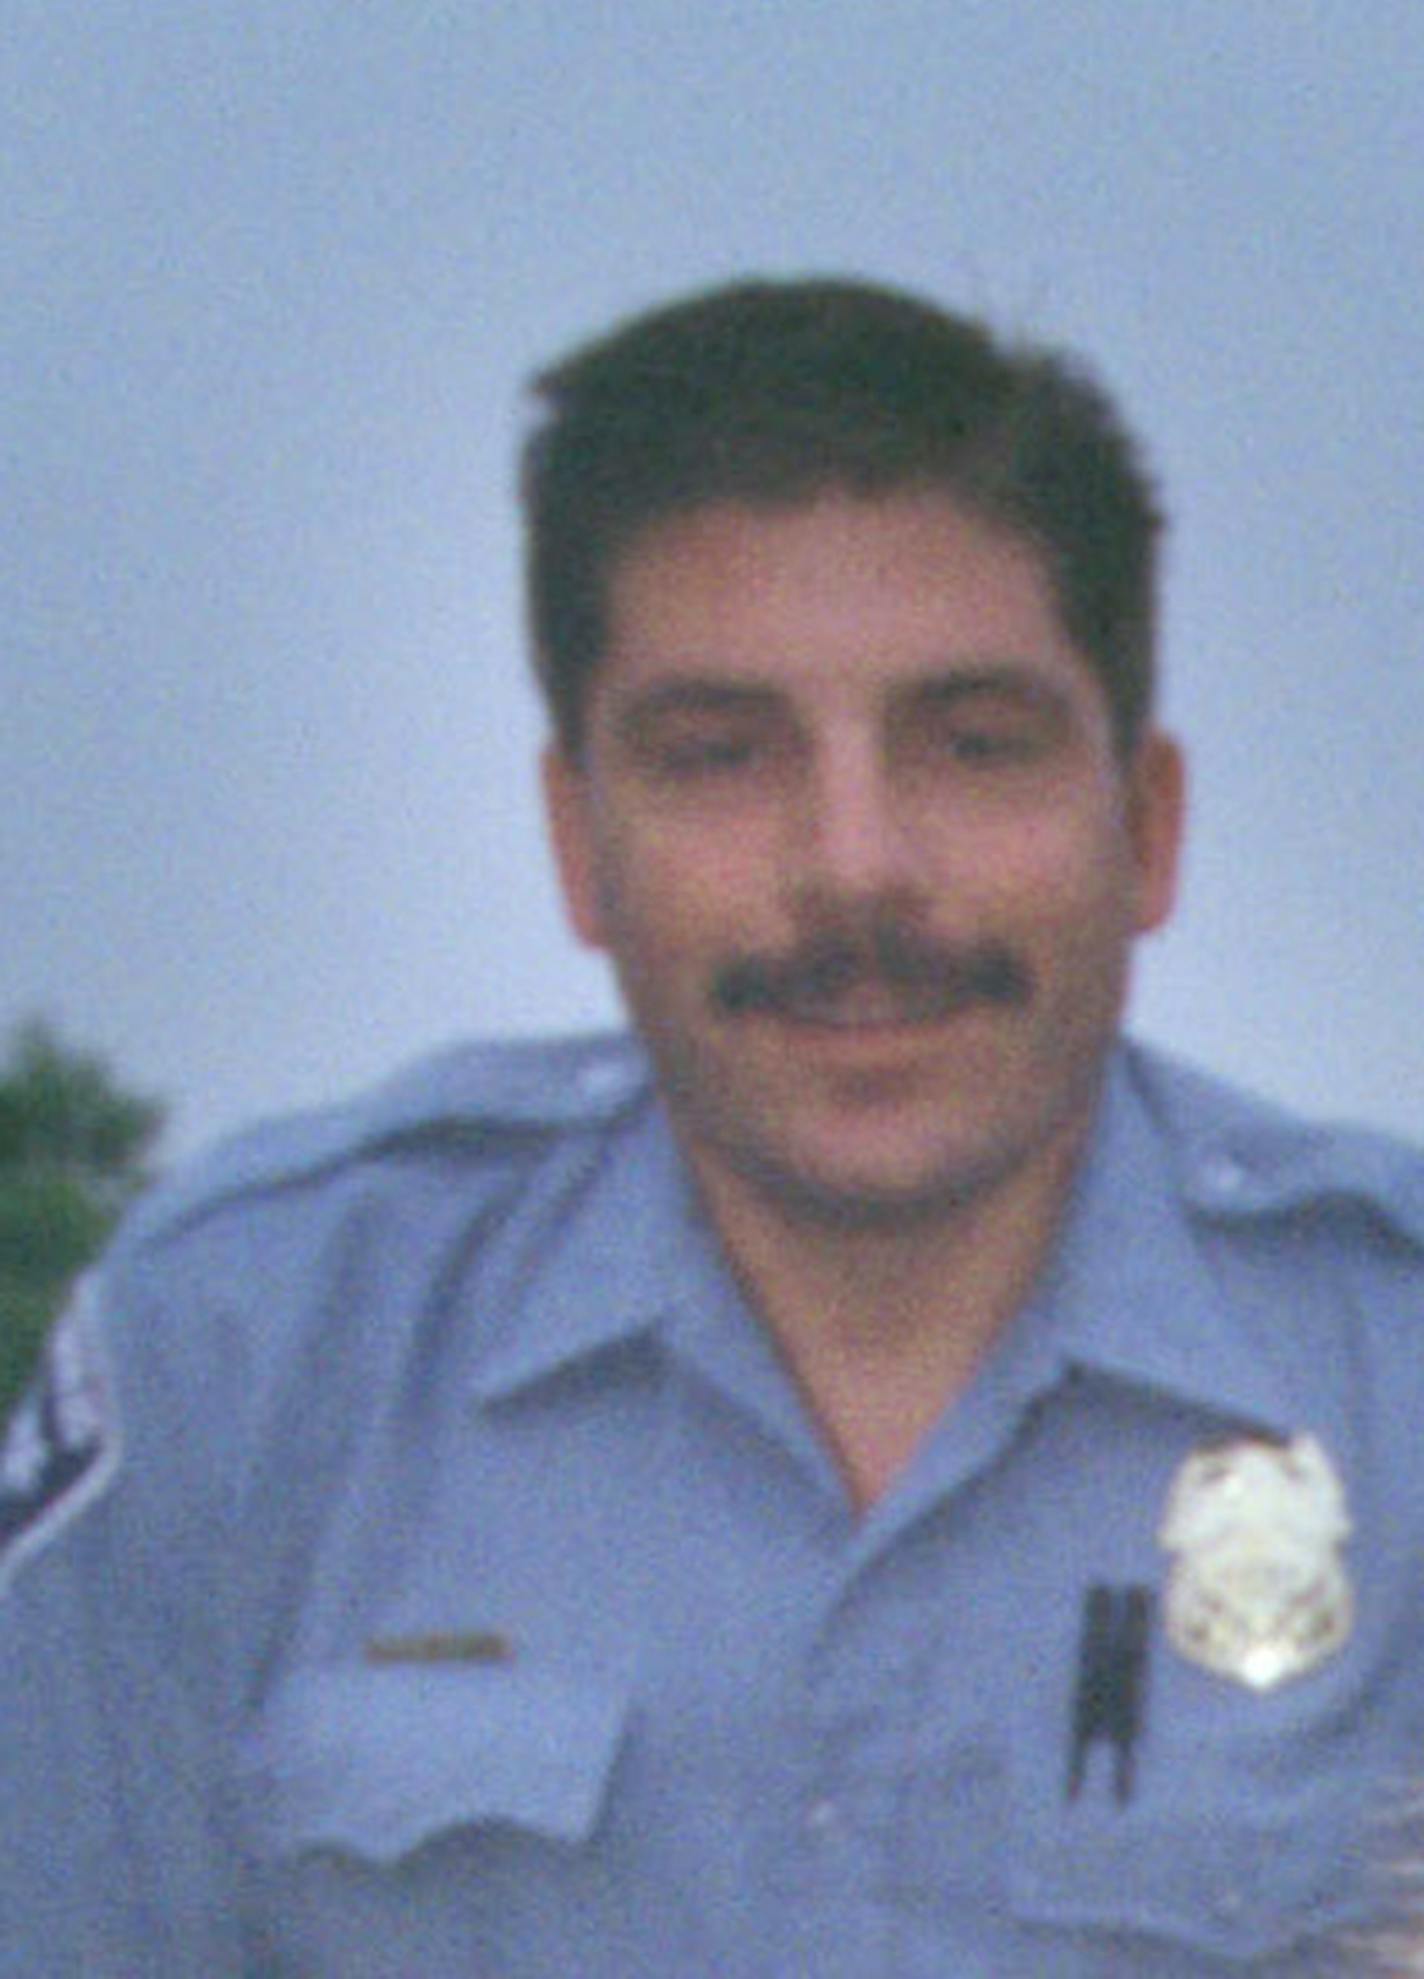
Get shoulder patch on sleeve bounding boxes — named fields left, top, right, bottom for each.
left=0, top=1276, right=121, bottom=1597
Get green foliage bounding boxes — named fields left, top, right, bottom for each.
left=0, top=1019, right=165, bottom=1423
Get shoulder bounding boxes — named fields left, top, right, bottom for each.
left=124, top=1029, right=653, bottom=1250
left=2, top=1033, right=655, bottom=1596
left=1124, top=1040, right=1424, bottom=1251
left=105, top=1027, right=657, bottom=1395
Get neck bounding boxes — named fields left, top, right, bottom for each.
left=689, top=1132, right=1088, bottom=1511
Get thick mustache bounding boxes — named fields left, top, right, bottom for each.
left=712, top=927, right=1031, bottom=1020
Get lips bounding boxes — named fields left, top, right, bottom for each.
left=773, top=983, right=1000, bottom=1029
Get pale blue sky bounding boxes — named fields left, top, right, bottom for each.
left=4, top=2, right=1422, bottom=1152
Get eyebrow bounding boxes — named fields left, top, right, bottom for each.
left=901, top=664, right=1076, bottom=712
left=608, top=679, right=787, bottom=744
left=609, top=661, right=1076, bottom=735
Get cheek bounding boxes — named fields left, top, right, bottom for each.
left=615, top=813, right=774, bottom=927
left=592, top=834, right=741, bottom=980
left=931, top=807, right=1131, bottom=927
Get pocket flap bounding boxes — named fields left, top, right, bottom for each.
left=241, top=1662, right=629, bottom=1865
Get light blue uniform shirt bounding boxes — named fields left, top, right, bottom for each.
left=3, top=1035, right=1423, bottom=1974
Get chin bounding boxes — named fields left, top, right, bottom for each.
left=732, top=1138, right=1013, bottom=1231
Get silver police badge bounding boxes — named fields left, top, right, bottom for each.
left=1158, top=1434, right=1353, bottom=1691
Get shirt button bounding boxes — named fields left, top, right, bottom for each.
left=576, top=1055, right=635, bottom=1103
left=806, top=1798, right=840, bottom=1835
left=1199, top=1150, right=1247, bottom=1198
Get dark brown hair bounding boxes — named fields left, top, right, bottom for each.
left=523, top=277, right=1163, bottom=757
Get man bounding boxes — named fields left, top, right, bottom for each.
left=2, top=277, right=1421, bottom=1974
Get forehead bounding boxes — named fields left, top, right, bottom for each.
left=598, top=491, right=1101, bottom=715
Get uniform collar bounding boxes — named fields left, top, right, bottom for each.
left=467, top=1088, right=714, bottom=1403
left=469, top=1043, right=1300, bottom=1447
left=467, top=1090, right=837, bottom=1474
left=1030, top=1047, right=1298, bottom=1438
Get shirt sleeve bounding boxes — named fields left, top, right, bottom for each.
left=0, top=1275, right=248, bottom=1975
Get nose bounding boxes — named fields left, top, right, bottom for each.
left=792, top=738, right=923, bottom=908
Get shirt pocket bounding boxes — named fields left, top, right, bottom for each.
left=1003, top=1737, right=1359, bottom=1963
left=238, top=1661, right=631, bottom=1868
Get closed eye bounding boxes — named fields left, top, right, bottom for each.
left=902, top=676, right=1073, bottom=770
left=941, top=725, right=1045, bottom=764
left=651, top=731, right=766, bottom=777
left=614, top=685, right=792, bottom=784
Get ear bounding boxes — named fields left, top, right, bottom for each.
left=1126, top=731, right=1186, bottom=935
left=541, top=744, right=609, bottom=950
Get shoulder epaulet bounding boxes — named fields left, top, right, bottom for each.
left=1127, top=1041, right=1424, bottom=1248
left=124, top=1030, right=651, bottom=1243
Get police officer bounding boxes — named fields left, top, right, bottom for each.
left=3, top=278, right=1421, bottom=1975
